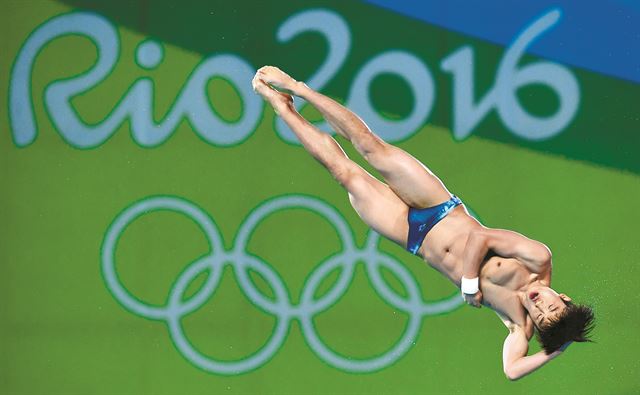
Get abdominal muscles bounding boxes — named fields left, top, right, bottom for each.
left=419, top=208, right=480, bottom=285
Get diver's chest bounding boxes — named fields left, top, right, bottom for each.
left=480, top=256, right=528, bottom=286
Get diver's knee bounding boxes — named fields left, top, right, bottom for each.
left=333, top=165, right=358, bottom=188
left=335, top=166, right=368, bottom=193
left=359, top=138, right=390, bottom=163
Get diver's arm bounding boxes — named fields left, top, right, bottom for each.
left=468, top=228, right=552, bottom=274
left=461, top=228, right=551, bottom=306
left=502, top=325, right=562, bottom=381
left=462, top=229, right=490, bottom=279
left=461, top=230, right=490, bottom=307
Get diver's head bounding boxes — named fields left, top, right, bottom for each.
left=523, top=285, right=595, bottom=353
left=523, top=286, right=571, bottom=327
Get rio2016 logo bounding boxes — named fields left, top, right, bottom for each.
left=101, top=194, right=464, bottom=374
left=10, top=8, right=578, bottom=148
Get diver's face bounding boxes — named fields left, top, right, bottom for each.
left=524, top=286, right=572, bottom=328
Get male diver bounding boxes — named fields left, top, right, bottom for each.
left=251, top=66, right=594, bottom=380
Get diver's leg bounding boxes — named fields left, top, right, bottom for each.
left=252, top=76, right=409, bottom=247
left=256, top=66, right=451, bottom=209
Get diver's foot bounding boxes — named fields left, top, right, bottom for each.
left=256, top=66, right=302, bottom=95
left=252, top=74, right=293, bottom=115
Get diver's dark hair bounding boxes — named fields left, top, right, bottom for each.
left=537, top=302, right=595, bottom=354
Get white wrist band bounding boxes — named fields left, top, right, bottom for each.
left=461, top=276, right=479, bottom=294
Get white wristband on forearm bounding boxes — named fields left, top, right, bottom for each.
left=461, top=276, right=479, bottom=294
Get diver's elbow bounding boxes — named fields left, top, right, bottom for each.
left=504, top=368, right=522, bottom=381
left=505, top=372, right=520, bottom=381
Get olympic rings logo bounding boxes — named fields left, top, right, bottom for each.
left=101, top=194, right=463, bottom=374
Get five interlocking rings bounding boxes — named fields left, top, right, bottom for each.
left=101, top=194, right=462, bottom=374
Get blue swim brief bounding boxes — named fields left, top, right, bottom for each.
left=406, top=195, right=462, bottom=255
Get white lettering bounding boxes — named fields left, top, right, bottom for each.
left=11, top=12, right=261, bottom=148
left=440, top=9, right=579, bottom=141
left=275, top=9, right=350, bottom=143
left=8, top=8, right=580, bottom=148
left=348, top=51, right=434, bottom=142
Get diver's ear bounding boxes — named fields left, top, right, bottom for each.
left=559, top=293, right=572, bottom=302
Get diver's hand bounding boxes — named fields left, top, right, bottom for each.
left=547, top=341, right=573, bottom=359
left=559, top=341, right=573, bottom=352
left=463, top=290, right=483, bottom=308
